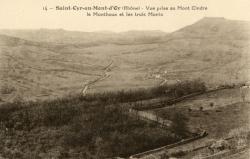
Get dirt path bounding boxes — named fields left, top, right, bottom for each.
left=159, top=79, right=167, bottom=86
left=81, top=60, right=113, bottom=95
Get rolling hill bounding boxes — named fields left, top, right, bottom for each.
left=0, top=17, right=249, bottom=103
left=0, top=29, right=166, bottom=45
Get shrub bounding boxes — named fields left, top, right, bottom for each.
left=200, top=107, right=203, bottom=111
left=210, top=102, right=214, bottom=107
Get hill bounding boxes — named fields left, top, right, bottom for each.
left=168, top=17, right=250, bottom=39
left=0, top=29, right=166, bottom=45
left=0, top=17, right=249, bottom=103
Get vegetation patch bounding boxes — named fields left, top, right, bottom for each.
left=81, top=79, right=206, bottom=106
left=0, top=81, right=201, bottom=158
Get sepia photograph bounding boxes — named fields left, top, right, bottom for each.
left=0, top=0, right=250, bottom=158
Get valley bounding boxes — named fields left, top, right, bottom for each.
left=1, top=17, right=250, bottom=103
left=0, top=17, right=250, bottom=159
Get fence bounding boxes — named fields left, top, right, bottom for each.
left=133, top=86, right=239, bottom=111
left=129, top=132, right=208, bottom=159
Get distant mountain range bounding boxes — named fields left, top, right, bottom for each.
left=0, top=29, right=167, bottom=45
left=1, top=17, right=250, bottom=44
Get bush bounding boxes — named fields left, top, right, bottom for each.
left=200, top=107, right=203, bottom=111
left=210, top=102, right=214, bottom=107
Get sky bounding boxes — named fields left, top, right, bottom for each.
left=0, top=0, right=250, bottom=32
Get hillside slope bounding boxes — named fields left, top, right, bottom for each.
left=0, top=17, right=249, bottom=103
